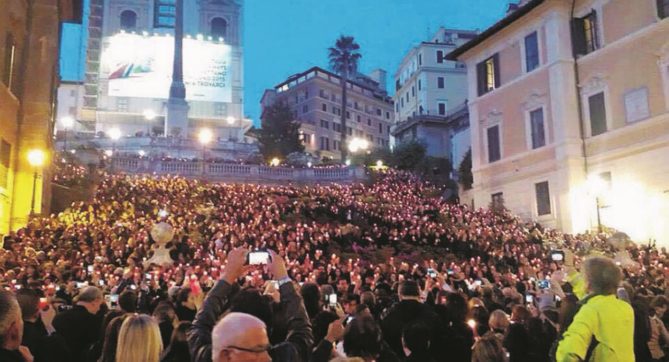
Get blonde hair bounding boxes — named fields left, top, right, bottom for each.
left=115, top=314, right=163, bottom=362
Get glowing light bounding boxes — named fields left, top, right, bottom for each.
left=348, top=137, right=370, bottom=153
left=70, top=149, right=76, bottom=154
left=226, top=116, right=235, bottom=125
left=196, top=34, right=204, bottom=41
left=345, top=159, right=351, bottom=166
left=104, top=150, right=113, bottom=157
left=61, top=116, right=74, bottom=129
left=270, top=158, right=280, bottom=167
left=109, top=128, right=122, bottom=141
left=27, top=149, right=46, bottom=167
left=138, top=150, right=146, bottom=157
left=587, top=174, right=608, bottom=197
left=307, top=162, right=312, bottom=168
left=375, top=160, right=384, bottom=168
left=158, top=209, right=169, bottom=218
left=467, top=319, right=477, bottom=330
left=143, top=109, right=157, bottom=120
left=198, top=128, right=213, bottom=145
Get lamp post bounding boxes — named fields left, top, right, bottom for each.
left=587, top=174, right=608, bottom=233
left=27, top=149, right=45, bottom=218
left=198, top=128, right=213, bottom=175
left=347, top=137, right=370, bottom=166
left=226, top=116, right=236, bottom=141
left=109, top=127, right=121, bottom=172
left=143, top=110, right=156, bottom=137
left=61, top=116, right=74, bottom=153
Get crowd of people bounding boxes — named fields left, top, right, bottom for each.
left=0, top=170, right=667, bottom=361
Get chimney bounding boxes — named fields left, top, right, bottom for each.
left=368, top=69, right=387, bottom=93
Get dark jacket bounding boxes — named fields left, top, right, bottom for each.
left=0, top=348, right=25, bottom=362
left=160, top=341, right=191, bottom=362
left=504, top=323, right=531, bottom=362
left=22, top=319, right=71, bottom=362
left=52, top=305, right=102, bottom=362
left=188, top=279, right=313, bottom=362
left=380, top=299, right=439, bottom=359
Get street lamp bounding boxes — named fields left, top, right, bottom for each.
left=61, top=116, right=74, bottom=153
left=109, top=128, right=121, bottom=172
left=198, top=128, right=213, bottom=175
left=27, top=149, right=46, bottom=217
left=143, top=110, right=156, bottom=136
left=270, top=157, right=280, bottom=167
left=587, top=174, right=608, bottom=233
left=348, top=137, right=370, bottom=153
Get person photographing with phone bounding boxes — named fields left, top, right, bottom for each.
left=188, top=247, right=313, bottom=362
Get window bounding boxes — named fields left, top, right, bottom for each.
left=378, top=123, right=383, bottom=134
left=116, top=98, right=129, bottom=112
left=347, top=127, right=353, bottom=136
left=437, top=50, right=444, bottom=63
left=322, top=103, right=327, bottom=112
left=487, top=125, right=501, bottom=163
left=437, top=77, right=445, bottom=89
left=418, top=79, right=422, bottom=90
left=302, top=133, right=311, bottom=144
left=535, top=181, right=551, bottom=216
left=386, top=112, right=390, bottom=119
left=120, top=10, right=137, bottom=30
left=376, top=108, right=381, bottom=116
left=154, top=0, right=176, bottom=28
left=659, top=0, right=669, bottom=18
left=367, top=118, right=372, bottom=126
left=211, top=17, right=227, bottom=38
left=491, top=192, right=504, bottom=210
left=320, top=120, right=329, bottom=129
left=2, top=34, right=17, bottom=91
left=573, top=11, right=599, bottom=56
left=0, top=139, right=10, bottom=188
left=357, top=115, right=361, bottom=122
left=529, top=108, right=546, bottom=149
left=302, top=105, right=308, bottom=113
left=418, top=54, right=422, bottom=65
left=477, top=54, right=500, bottom=96
left=320, top=137, right=330, bottom=151
left=588, top=92, right=607, bottom=136
left=333, top=123, right=341, bottom=132
left=438, top=103, right=446, bottom=116
left=624, top=87, right=650, bottom=123
left=214, top=103, right=226, bottom=116
left=319, top=89, right=326, bottom=98
left=346, top=111, right=350, bottom=119
left=524, top=31, right=539, bottom=72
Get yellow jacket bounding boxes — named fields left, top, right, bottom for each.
left=556, top=294, right=634, bottom=362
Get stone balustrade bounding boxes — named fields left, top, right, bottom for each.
left=109, top=158, right=366, bottom=183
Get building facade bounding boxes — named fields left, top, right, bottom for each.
left=449, top=0, right=669, bottom=244
left=391, top=27, right=476, bottom=167
left=261, top=67, right=394, bottom=161
left=0, top=0, right=80, bottom=235
left=59, top=0, right=248, bottom=140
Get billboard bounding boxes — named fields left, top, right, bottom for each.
left=100, top=33, right=232, bottom=102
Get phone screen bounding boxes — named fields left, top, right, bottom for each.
left=249, top=251, right=270, bottom=265
left=87, top=265, right=94, bottom=273
left=550, top=250, right=565, bottom=262
left=525, top=294, right=534, bottom=303
left=328, top=294, right=337, bottom=306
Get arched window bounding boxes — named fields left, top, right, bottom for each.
left=211, top=17, right=227, bottom=38
left=120, top=10, right=137, bottom=30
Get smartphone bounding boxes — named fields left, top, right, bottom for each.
left=427, top=268, right=437, bottom=278
left=474, top=280, right=482, bottom=287
left=447, top=269, right=454, bottom=275
left=98, top=280, right=105, bottom=286
left=248, top=251, right=270, bottom=265
left=538, top=280, right=550, bottom=290
left=550, top=250, right=565, bottom=262
left=145, top=273, right=152, bottom=280
left=525, top=294, right=534, bottom=304
left=76, top=282, right=88, bottom=289
left=328, top=294, right=337, bottom=307
left=87, top=265, right=94, bottom=273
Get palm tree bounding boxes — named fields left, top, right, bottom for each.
left=328, top=35, right=361, bottom=162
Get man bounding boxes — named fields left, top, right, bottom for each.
left=211, top=312, right=272, bottom=362
left=0, top=290, right=33, bottom=362
left=52, top=286, right=104, bottom=362
left=117, top=289, right=137, bottom=313
left=556, top=256, right=635, bottom=362
left=380, top=280, right=439, bottom=359
left=189, top=247, right=313, bottom=362
left=15, top=289, right=69, bottom=362
left=175, top=287, right=198, bottom=322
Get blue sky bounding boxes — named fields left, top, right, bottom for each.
left=61, top=0, right=512, bottom=126
left=243, top=0, right=510, bottom=124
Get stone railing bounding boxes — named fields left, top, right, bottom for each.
left=109, top=158, right=366, bottom=183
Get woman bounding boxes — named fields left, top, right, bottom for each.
left=98, top=314, right=128, bottom=362
left=160, top=321, right=192, bottom=362
left=472, top=333, right=509, bottom=362
left=115, top=314, right=163, bottom=362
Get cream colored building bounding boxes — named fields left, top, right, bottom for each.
left=449, top=0, right=669, bottom=244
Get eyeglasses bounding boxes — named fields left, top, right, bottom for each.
left=224, top=344, right=272, bottom=354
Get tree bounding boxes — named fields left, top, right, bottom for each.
left=391, top=140, right=426, bottom=170
left=328, top=35, right=362, bottom=162
left=257, top=101, right=304, bottom=161
left=458, top=148, right=473, bottom=190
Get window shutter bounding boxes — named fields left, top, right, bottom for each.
left=477, top=61, right=486, bottom=96
left=571, top=18, right=587, bottom=56
left=493, top=53, right=501, bottom=88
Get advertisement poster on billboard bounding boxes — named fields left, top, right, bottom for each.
left=100, top=33, right=232, bottom=102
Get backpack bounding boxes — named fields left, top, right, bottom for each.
left=549, top=295, right=599, bottom=362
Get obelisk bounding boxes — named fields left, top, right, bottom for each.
left=165, top=0, right=190, bottom=137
